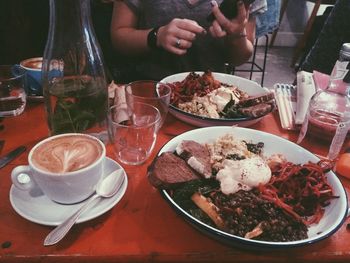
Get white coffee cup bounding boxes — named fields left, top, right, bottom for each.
left=11, top=133, right=105, bottom=204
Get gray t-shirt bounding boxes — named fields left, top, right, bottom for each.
left=118, top=0, right=266, bottom=81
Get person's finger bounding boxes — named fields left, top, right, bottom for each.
left=176, top=29, right=197, bottom=42
left=210, top=20, right=227, bottom=38
left=174, top=37, right=192, bottom=50
left=157, top=18, right=203, bottom=55
left=210, top=0, right=232, bottom=30
left=208, top=26, right=216, bottom=38
left=177, top=18, right=206, bottom=35
left=210, top=1, right=249, bottom=36
left=162, top=36, right=191, bottom=55
left=168, top=43, right=188, bottom=56
left=210, top=1, right=228, bottom=21
left=235, top=0, right=248, bottom=23
left=208, top=25, right=223, bottom=38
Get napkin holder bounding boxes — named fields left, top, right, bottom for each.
left=295, top=71, right=316, bottom=125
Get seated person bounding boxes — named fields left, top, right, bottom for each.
left=110, top=0, right=267, bottom=82
left=300, top=0, right=350, bottom=75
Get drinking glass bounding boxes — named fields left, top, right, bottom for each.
left=125, top=80, right=171, bottom=130
left=109, top=102, right=161, bottom=165
left=0, top=65, right=26, bottom=117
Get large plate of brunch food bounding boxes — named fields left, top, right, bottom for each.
left=160, top=71, right=275, bottom=127
left=147, top=126, right=348, bottom=248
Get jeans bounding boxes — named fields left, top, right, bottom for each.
left=255, top=0, right=281, bottom=38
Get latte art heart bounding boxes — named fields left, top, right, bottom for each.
left=32, top=135, right=103, bottom=173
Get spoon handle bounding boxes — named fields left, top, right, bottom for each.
left=44, top=194, right=100, bottom=246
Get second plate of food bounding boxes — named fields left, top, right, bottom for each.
left=160, top=71, right=275, bottom=127
left=150, top=126, right=348, bottom=249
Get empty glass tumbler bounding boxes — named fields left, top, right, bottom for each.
left=108, top=102, right=161, bottom=165
left=0, top=65, right=26, bottom=117
left=125, top=80, right=171, bottom=130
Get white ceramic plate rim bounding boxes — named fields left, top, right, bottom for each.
left=9, top=157, right=128, bottom=226
left=158, top=126, right=348, bottom=247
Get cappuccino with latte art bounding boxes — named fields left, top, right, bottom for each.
left=11, top=133, right=106, bottom=204
left=32, top=135, right=103, bottom=173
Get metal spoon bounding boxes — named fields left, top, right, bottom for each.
left=44, top=169, right=125, bottom=246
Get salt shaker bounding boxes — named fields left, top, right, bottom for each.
left=298, top=43, right=350, bottom=160
left=42, top=0, right=109, bottom=136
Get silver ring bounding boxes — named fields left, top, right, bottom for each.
left=175, top=38, right=181, bottom=48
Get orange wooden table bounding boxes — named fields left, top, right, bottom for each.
left=0, top=102, right=349, bottom=263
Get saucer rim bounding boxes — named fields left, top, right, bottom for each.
left=9, top=157, right=128, bottom=226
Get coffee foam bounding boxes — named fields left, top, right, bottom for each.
left=21, top=58, right=42, bottom=70
left=32, top=135, right=103, bottom=174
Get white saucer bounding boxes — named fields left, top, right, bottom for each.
left=9, top=157, right=128, bottom=226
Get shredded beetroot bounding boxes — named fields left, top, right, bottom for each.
left=168, top=71, right=222, bottom=106
left=258, top=161, right=337, bottom=225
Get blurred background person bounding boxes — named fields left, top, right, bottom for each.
left=299, top=0, right=350, bottom=75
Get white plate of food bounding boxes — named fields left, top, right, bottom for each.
left=160, top=72, right=275, bottom=127
left=147, top=126, right=348, bottom=249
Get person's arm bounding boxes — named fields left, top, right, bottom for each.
left=209, top=0, right=255, bottom=66
left=110, top=1, right=150, bottom=55
left=110, top=1, right=206, bottom=56
left=225, top=16, right=255, bottom=66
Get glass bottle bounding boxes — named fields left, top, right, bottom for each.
left=298, top=43, right=350, bottom=160
left=42, top=0, right=109, bottom=138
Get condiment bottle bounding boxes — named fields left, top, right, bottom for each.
left=298, top=43, right=350, bottom=160
left=42, top=0, right=109, bottom=137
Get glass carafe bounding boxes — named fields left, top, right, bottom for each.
left=298, top=43, right=350, bottom=160
left=42, top=0, right=108, bottom=137
left=305, top=88, right=350, bottom=141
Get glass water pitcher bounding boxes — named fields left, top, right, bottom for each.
left=42, top=0, right=109, bottom=137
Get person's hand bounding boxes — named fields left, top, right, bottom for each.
left=157, top=18, right=206, bottom=55
left=208, top=0, right=249, bottom=39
